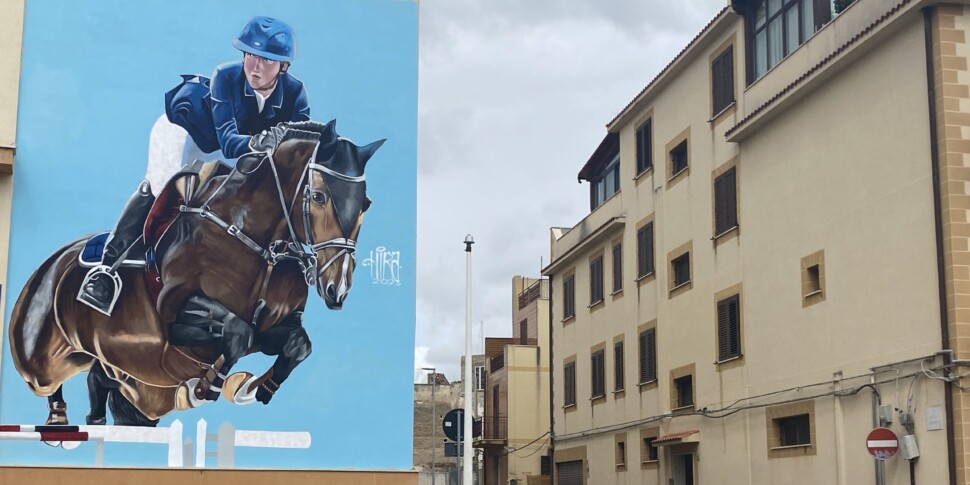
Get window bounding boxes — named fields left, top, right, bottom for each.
left=717, top=294, right=741, bottom=361
left=637, top=223, right=654, bottom=278
left=591, top=350, right=606, bottom=399
left=563, top=274, right=575, bottom=320
left=615, top=435, right=627, bottom=467
left=519, top=319, right=528, bottom=344
left=670, top=140, right=688, bottom=176
left=674, top=375, right=694, bottom=409
left=564, top=361, right=576, bottom=407
left=746, top=0, right=830, bottom=82
left=801, top=250, right=825, bottom=307
left=636, top=119, right=652, bottom=174
left=714, top=167, right=738, bottom=236
left=612, top=243, right=622, bottom=294
left=767, top=401, right=816, bottom=457
left=614, top=341, right=625, bottom=392
left=590, top=256, right=604, bottom=305
left=591, top=150, right=620, bottom=210
left=638, top=329, right=657, bottom=384
left=777, top=414, right=811, bottom=446
left=642, top=436, right=658, bottom=462
left=672, top=253, right=691, bottom=288
left=474, top=365, right=486, bottom=391
left=712, top=45, right=735, bottom=115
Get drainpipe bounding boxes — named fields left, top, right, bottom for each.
left=547, top=273, right=556, bottom=484
left=923, top=6, right=957, bottom=485
left=871, top=374, right=885, bottom=485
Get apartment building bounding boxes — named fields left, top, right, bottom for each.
left=477, top=277, right=552, bottom=485
left=542, top=1, right=970, bottom=484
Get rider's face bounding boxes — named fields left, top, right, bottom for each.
left=243, top=52, right=283, bottom=95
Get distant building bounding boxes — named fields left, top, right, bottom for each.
left=477, top=276, right=551, bottom=485
left=543, top=1, right=969, bottom=484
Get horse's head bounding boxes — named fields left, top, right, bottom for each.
left=268, top=121, right=384, bottom=309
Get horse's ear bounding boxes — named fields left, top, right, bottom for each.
left=323, top=119, right=337, bottom=140
left=358, top=139, right=386, bottom=168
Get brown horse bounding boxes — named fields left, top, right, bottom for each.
left=8, top=120, right=383, bottom=424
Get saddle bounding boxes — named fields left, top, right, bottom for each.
left=78, top=160, right=232, bottom=302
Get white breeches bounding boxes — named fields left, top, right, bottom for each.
left=145, top=115, right=230, bottom=196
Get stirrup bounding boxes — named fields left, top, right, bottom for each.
left=76, top=265, right=123, bottom=316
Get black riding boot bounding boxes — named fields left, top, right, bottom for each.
left=77, top=180, right=155, bottom=315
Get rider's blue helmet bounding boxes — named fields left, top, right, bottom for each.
left=232, top=16, right=295, bottom=63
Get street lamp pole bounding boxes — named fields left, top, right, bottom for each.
left=422, top=367, right=437, bottom=485
left=463, top=234, right=474, bottom=485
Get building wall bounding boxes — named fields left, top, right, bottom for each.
left=548, top=1, right=954, bottom=484
left=0, top=0, right=23, bottom=376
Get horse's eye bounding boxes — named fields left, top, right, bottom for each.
left=311, top=191, right=329, bottom=205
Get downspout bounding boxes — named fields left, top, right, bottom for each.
left=923, top=7, right=957, bottom=485
left=547, top=273, right=556, bottom=484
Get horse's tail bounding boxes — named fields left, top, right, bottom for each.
left=8, top=236, right=93, bottom=395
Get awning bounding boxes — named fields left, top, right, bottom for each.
left=653, top=430, right=699, bottom=446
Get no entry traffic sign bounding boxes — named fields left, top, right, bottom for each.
left=866, top=427, right=898, bottom=460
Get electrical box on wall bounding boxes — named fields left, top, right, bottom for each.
left=878, top=405, right=894, bottom=425
left=899, top=434, right=920, bottom=460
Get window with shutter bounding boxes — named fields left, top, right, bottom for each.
left=712, top=45, right=735, bottom=115
left=590, top=256, right=604, bottom=305
left=614, top=341, right=624, bottom=392
left=636, top=119, right=652, bottom=175
left=563, top=275, right=575, bottom=320
left=612, top=243, right=622, bottom=294
left=519, top=319, right=528, bottom=344
left=714, top=167, right=738, bottom=236
left=591, top=350, right=606, bottom=399
left=670, top=140, right=688, bottom=175
left=638, top=328, right=656, bottom=384
left=637, top=223, right=654, bottom=278
left=564, top=362, right=576, bottom=406
left=672, top=253, right=691, bottom=287
left=717, top=295, right=741, bottom=361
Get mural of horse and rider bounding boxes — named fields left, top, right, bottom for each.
left=1, top=0, right=416, bottom=470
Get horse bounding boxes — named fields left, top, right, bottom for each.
left=7, top=120, right=384, bottom=425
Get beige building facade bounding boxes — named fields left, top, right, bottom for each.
left=478, top=277, right=552, bottom=485
left=543, top=1, right=970, bottom=484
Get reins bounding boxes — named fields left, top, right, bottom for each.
left=178, top=129, right=363, bottom=297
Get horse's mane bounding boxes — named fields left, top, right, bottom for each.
left=279, top=128, right=321, bottom=144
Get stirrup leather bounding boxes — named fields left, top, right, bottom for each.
left=76, top=265, right=123, bottom=316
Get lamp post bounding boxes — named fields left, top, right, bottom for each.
left=463, top=234, right=474, bottom=485
left=422, top=367, right=437, bottom=485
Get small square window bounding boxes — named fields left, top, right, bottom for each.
left=670, top=141, right=688, bottom=175
left=777, top=414, right=811, bottom=447
left=616, top=438, right=627, bottom=467
left=801, top=251, right=825, bottom=307
left=806, top=265, right=820, bottom=293
left=674, top=375, right=693, bottom=409
left=642, top=436, right=658, bottom=462
left=672, top=253, right=691, bottom=287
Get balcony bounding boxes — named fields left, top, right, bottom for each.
left=517, top=279, right=549, bottom=309
left=490, top=351, right=504, bottom=372
left=474, top=415, right=507, bottom=448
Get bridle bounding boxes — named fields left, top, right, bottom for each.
left=179, top=131, right=363, bottom=290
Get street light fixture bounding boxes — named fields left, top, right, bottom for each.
left=421, top=367, right=437, bottom=485
left=463, top=234, right=474, bottom=485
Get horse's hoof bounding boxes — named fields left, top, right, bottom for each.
left=42, top=441, right=61, bottom=448
left=86, top=415, right=106, bottom=426
left=222, top=372, right=258, bottom=406
left=46, top=401, right=68, bottom=426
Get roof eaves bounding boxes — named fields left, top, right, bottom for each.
left=607, top=5, right=734, bottom=130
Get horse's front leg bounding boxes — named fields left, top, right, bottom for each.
left=169, top=294, right=255, bottom=402
left=253, top=311, right=312, bottom=405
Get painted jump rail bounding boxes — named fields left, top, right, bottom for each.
left=0, top=418, right=310, bottom=468
left=194, top=418, right=312, bottom=468
left=0, top=420, right=184, bottom=466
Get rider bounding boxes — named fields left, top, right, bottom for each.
left=77, top=16, right=311, bottom=316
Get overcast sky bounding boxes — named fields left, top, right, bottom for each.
left=414, top=0, right=729, bottom=383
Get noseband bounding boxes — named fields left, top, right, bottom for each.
left=179, top=133, right=363, bottom=290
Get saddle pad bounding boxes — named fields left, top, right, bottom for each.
left=77, top=232, right=147, bottom=268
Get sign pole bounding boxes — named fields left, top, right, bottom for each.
left=463, top=234, right=474, bottom=485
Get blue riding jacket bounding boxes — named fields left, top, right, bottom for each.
left=165, top=61, right=310, bottom=160
left=210, top=61, right=311, bottom=158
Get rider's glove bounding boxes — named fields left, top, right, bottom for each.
left=249, top=125, right=287, bottom=153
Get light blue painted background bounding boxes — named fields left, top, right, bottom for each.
left=0, top=0, right=417, bottom=469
